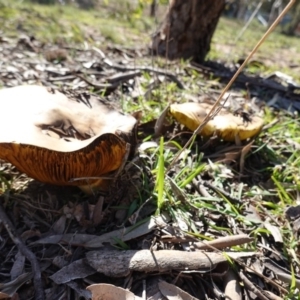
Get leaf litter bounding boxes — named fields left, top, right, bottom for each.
left=0, top=19, right=299, bottom=300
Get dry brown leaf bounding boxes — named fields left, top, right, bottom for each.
left=154, top=105, right=170, bottom=137
left=33, top=216, right=166, bottom=248
left=49, top=259, right=96, bottom=284
left=10, top=252, right=25, bottom=280
left=52, top=215, right=67, bottom=234
left=264, top=222, right=283, bottom=243
left=223, top=269, right=242, bottom=300
left=87, top=284, right=141, bottom=300
left=239, top=140, right=254, bottom=173
left=0, top=85, right=136, bottom=191
left=33, top=233, right=98, bottom=246
left=84, top=216, right=167, bottom=248
left=170, top=102, right=264, bottom=141
left=92, top=196, right=105, bottom=226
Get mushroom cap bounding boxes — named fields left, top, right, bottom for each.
left=0, top=85, right=136, bottom=189
left=170, top=102, right=264, bottom=141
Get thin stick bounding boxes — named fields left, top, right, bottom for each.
left=193, top=234, right=253, bottom=251
left=0, top=203, right=44, bottom=300
left=187, top=236, right=289, bottom=294
left=239, top=271, right=269, bottom=300
left=167, top=0, right=295, bottom=172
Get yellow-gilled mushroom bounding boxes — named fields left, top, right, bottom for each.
left=0, top=85, right=137, bottom=192
left=169, top=102, right=264, bottom=142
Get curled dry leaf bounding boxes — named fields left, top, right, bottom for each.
left=85, top=216, right=167, bottom=248
left=0, top=85, right=136, bottom=191
left=264, top=222, right=283, bottom=243
left=169, top=102, right=264, bottom=141
left=0, top=273, right=32, bottom=298
left=158, top=281, right=198, bottom=300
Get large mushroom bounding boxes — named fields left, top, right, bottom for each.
left=0, top=85, right=137, bottom=192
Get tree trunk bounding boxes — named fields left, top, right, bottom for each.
left=150, top=0, right=157, bottom=17
left=284, top=1, right=300, bottom=36
left=151, top=0, right=225, bottom=63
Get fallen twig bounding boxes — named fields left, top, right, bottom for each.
left=264, top=291, right=284, bottom=300
left=193, top=234, right=253, bottom=251
left=239, top=271, right=269, bottom=300
left=0, top=202, right=44, bottom=300
left=76, top=74, right=118, bottom=91
left=103, top=58, right=185, bottom=89
left=193, top=179, right=243, bottom=205
left=160, top=234, right=253, bottom=251
left=264, top=259, right=300, bottom=289
left=189, top=63, right=299, bottom=95
left=86, top=249, right=256, bottom=277
left=106, top=70, right=141, bottom=83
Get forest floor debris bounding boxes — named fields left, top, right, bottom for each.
left=0, top=2, right=300, bottom=300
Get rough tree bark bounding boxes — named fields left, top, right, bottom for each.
left=151, top=0, right=225, bottom=63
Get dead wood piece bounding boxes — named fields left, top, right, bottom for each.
left=160, top=234, right=253, bottom=250
left=0, top=203, right=44, bottom=300
left=160, top=236, right=198, bottom=244
left=264, top=291, right=284, bottom=300
left=103, top=59, right=185, bottom=89
left=86, top=249, right=257, bottom=277
left=192, top=179, right=211, bottom=198
left=264, top=259, right=300, bottom=289
left=48, top=75, right=77, bottom=82
left=189, top=62, right=300, bottom=96
left=194, top=234, right=253, bottom=251
left=76, top=74, right=119, bottom=91
left=193, top=179, right=243, bottom=205
left=106, top=70, right=141, bottom=84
